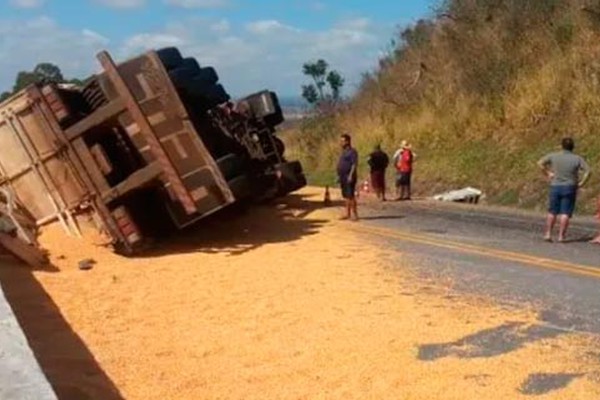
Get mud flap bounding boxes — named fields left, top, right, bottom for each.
left=228, top=175, right=253, bottom=201
left=275, top=161, right=307, bottom=196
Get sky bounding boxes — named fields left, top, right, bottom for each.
left=0, top=0, right=433, bottom=98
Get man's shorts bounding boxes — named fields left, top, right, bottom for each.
left=396, top=172, right=412, bottom=187
left=549, top=185, right=577, bottom=217
left=340, top=180, right=357, bottom=199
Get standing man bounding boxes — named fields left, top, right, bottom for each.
left=368, top=144, right=390, bottom=201
left=538, top=137, right=591, bottom=242
left=337, top=133, right=359, bottom=221
left=590, top=196, right=600, bottom=245
left=393, top=140, right=416, bottom=201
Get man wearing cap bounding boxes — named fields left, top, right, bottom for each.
left=393, top=140, right=416, bottom=201
left=538, top=137, right=591, bottom=242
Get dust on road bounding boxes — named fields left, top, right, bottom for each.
left=1, top=188, right=599, bottom=399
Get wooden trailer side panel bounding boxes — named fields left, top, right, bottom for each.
left=0, top=90, right=88, bottom=225
left=95, top=51, right=235, bottom=227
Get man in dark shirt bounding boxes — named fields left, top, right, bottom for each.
left=368, top=145, right=390, bottom=201
left=337, top=134, right=359, bottom=220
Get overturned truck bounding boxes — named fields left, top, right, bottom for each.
left=0, top=47, right=306, bottom=255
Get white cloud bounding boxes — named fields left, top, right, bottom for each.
left=9, top=0, right=45, bottom=8
left=0, top=17, right=109, bottom=91
left=165, top=0, right=228, bottom=8
left=82, top=29, right=110, bottom=46
left=246, top=20, right=299, bottom=35
left=122, top=33, right=185, bottom=54
left=116, top=16, right=388, bottom=97
left=210, top=19, right=230, bottom=34
left=337, top=18, right=371, bottom=30
left=0, top=15, right=392, bottom=98
left=94, top=0, right=146, bottom=9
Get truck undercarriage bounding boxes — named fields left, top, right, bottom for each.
left=0, top=47, right=306, bottom=255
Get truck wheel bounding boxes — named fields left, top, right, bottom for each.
left=216, top=153, right=245, bottom=180
left=204, top=84, right=230, bottom=105
left=181, top=57, right=201, bottom=73
left=169, top=66, right=219, bottom=96
left=157, top=47, right=183, bottom=70
left=184, top=79, right=211, bottom=96
left=227, top=174, right=253, bottom=201
left=196, top=67, right=219, bottom=85
left=186, top=82, right=230, bottom=107
left=168, top=67, right=199, bottom=88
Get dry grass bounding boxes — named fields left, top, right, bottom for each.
left=286, top=0, right=600, bottom=213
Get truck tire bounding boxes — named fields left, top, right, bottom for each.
left=157, top=47, right=183, bottom=70
left=169, top=66, right=219, bottom=93
left=227, top=174, right=253, bottom=201
left=196, top=67, right=219, bottom=85
left=204, top=84, right=230, bottom=105
left=184, top=79, right=214, bottom=96
left=181, top=57, right=201, bottom=73
left=186, top=82, right=230, bottom=107
left=216, top=153, right=245, bottom=180
left=168, top=67, right=199, bottom=88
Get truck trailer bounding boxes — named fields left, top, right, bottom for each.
left=0, top=47, right=306, bottom=255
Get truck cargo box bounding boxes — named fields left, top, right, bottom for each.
left=0, top=47, right=306, bottom=255
left=0, top=89, right=89, bottom=233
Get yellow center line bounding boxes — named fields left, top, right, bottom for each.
left=350, top=223, right=600, bottom=279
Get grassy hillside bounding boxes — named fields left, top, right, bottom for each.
left=285, top=0, right=600, bottom=213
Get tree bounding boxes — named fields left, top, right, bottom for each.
left=2, top=62, right=85, bottom=103
left=326, top=70, right=344, bottom=100
left=13, top=71, right=38, bottom=93
left=12, top=62, right=65, bottom=93
left=34, top=63, right=64, bottom=82
left=301, top=59, right=345, bottom=107
left=301, top=84, right=319, bottom=104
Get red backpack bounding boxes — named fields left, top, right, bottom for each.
left=396, top=149, right=413, bottom=173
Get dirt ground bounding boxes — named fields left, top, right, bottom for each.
left=1, top=188, right=600, bottom=399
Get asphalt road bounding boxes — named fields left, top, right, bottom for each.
left=355, top=199, right=600, bottom=334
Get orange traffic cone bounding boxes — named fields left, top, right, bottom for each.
left=324, top=186, right=332, bottom=206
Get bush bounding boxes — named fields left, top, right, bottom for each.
left=287, top=0, right=600, bottom=212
